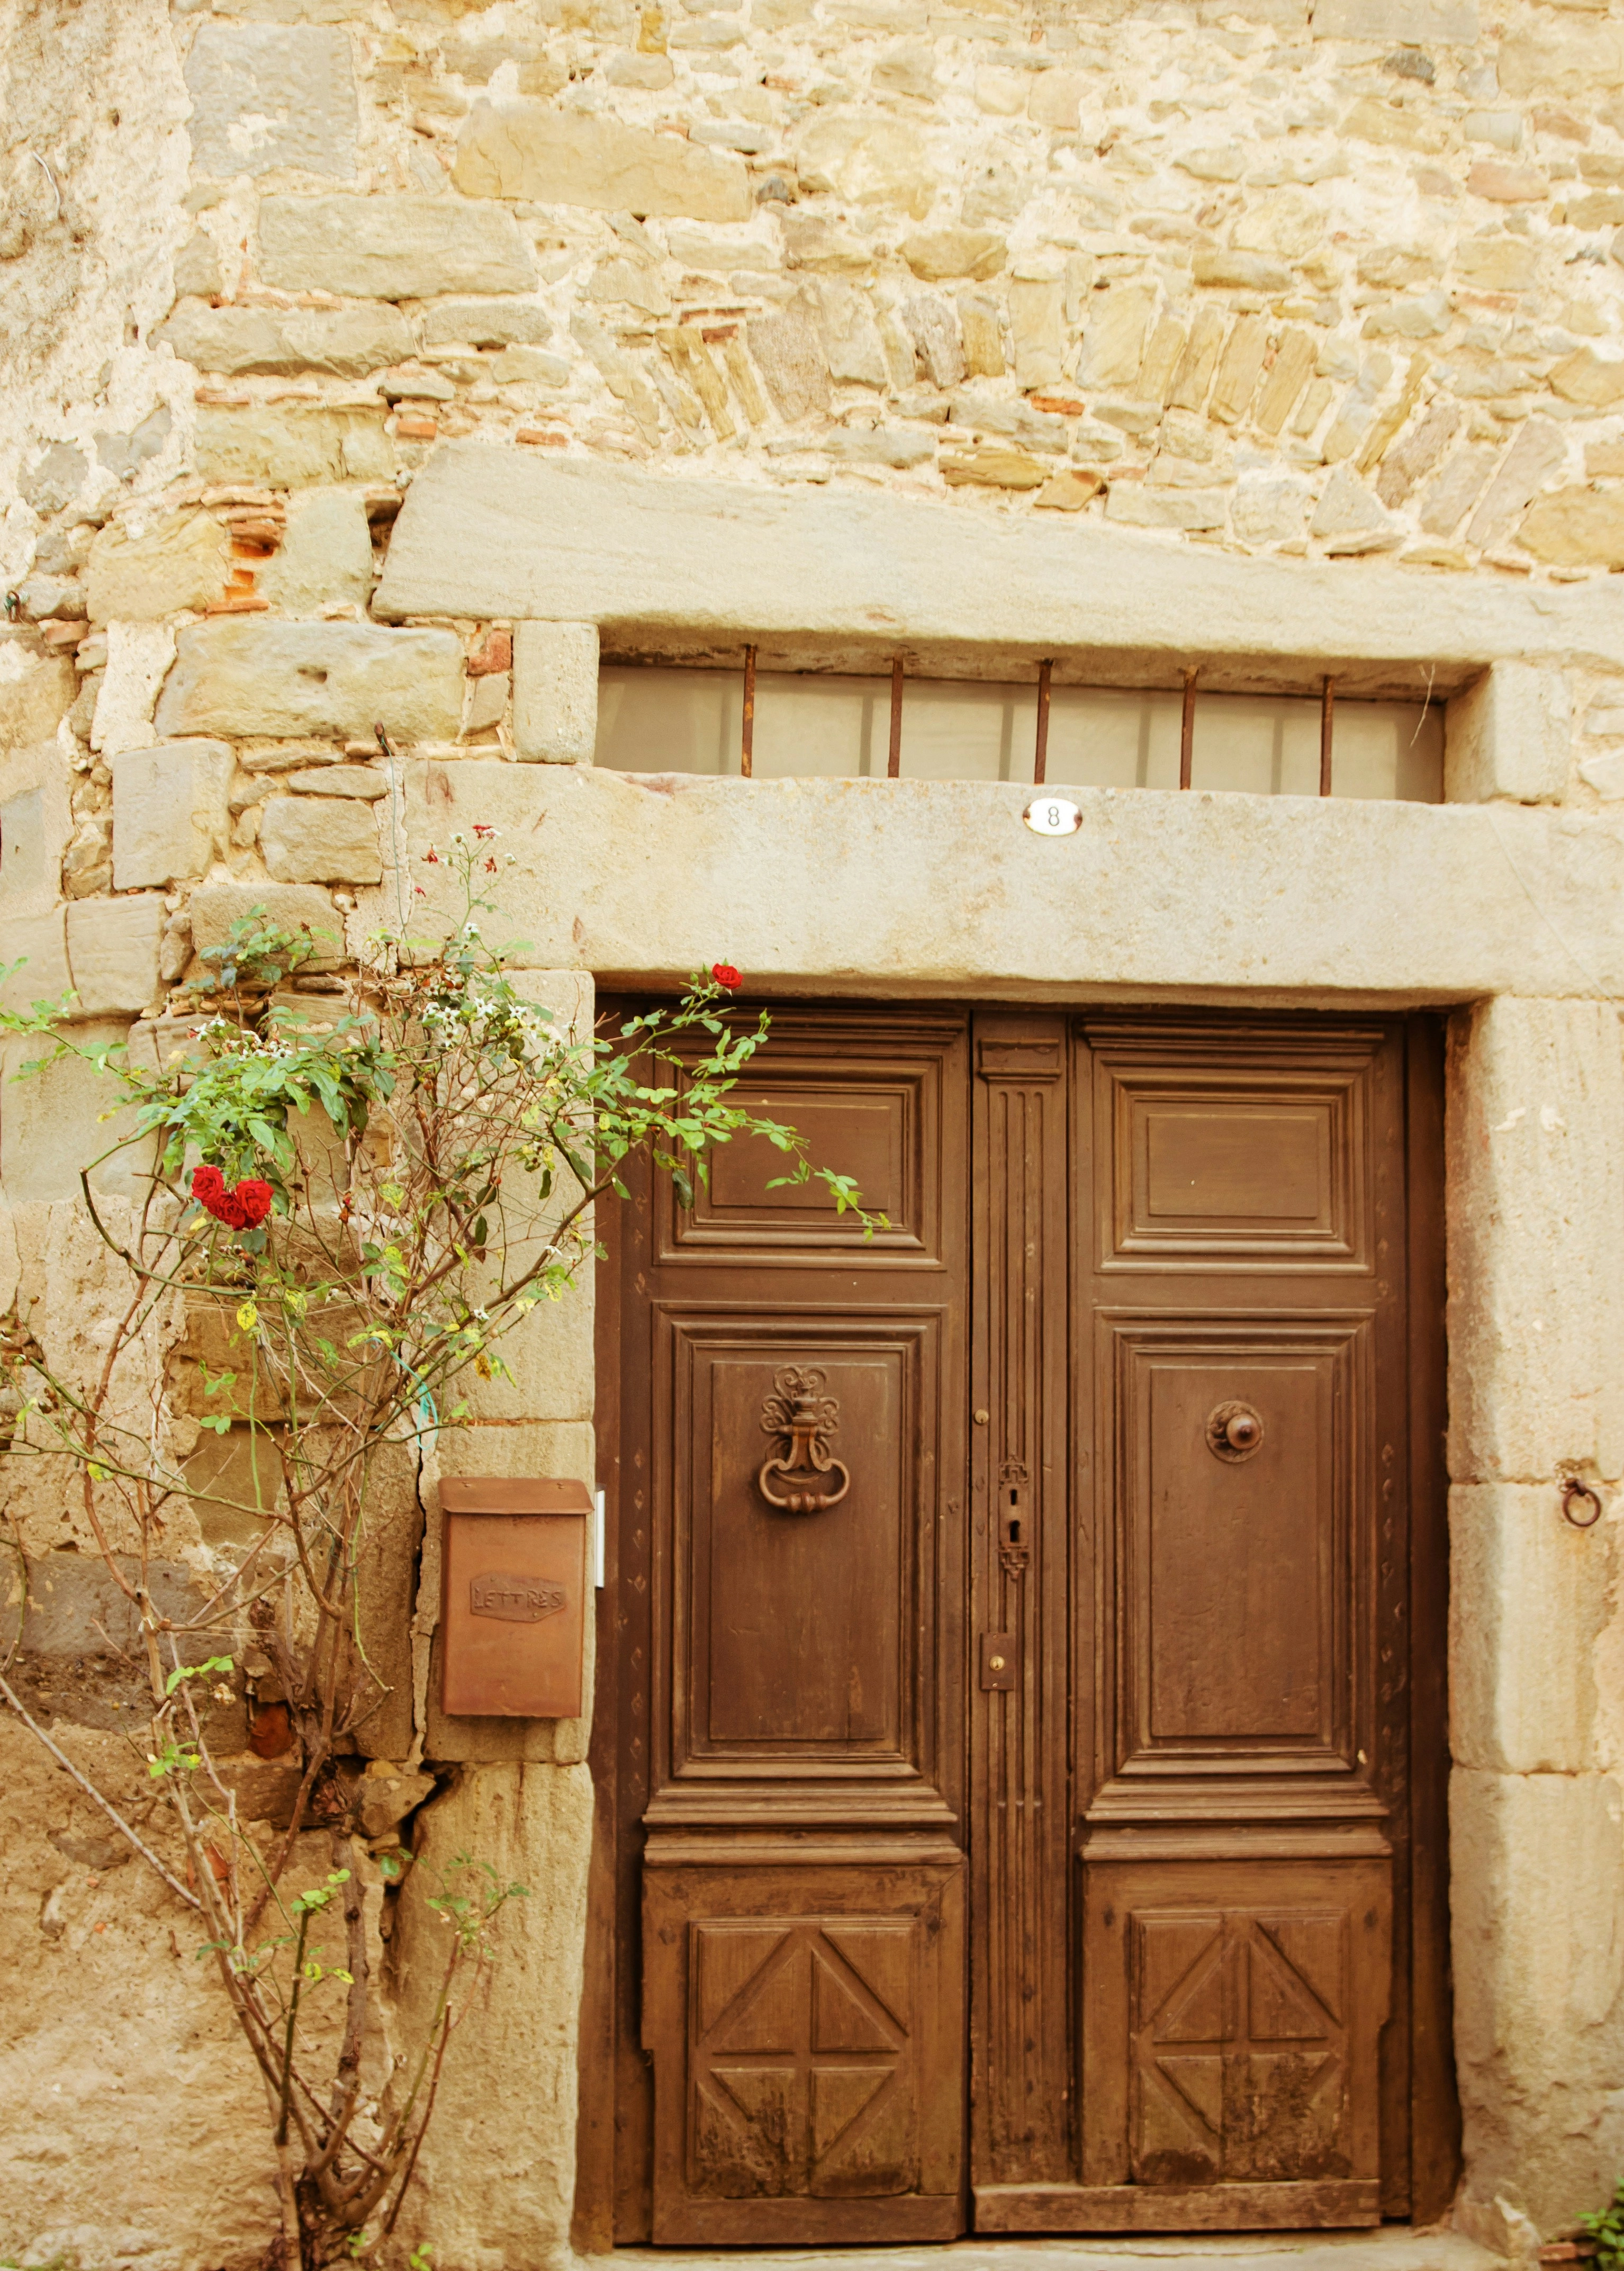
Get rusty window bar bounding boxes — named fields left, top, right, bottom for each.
left=1033, top=660, right=1053, bottom=786
left=740, top=644, right=756, bottom=777
left=888, top=656, right=904, bottom=778
left=1320, top=675, right=1335, bottom=797
left=1180, top=669, right=1197, bottom=790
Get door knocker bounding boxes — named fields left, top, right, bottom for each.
left=757, top=1366, right=851, bottom=1515
left=1206, top=1400, right=1265, bottom=1463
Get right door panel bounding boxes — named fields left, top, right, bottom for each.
left=972, top=1013, right=1450, bottom=2236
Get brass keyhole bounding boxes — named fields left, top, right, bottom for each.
left=1206, top=1400, right=1265, bottom=1463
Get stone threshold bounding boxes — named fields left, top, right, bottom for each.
left=591, top=2224, right=1502, bottom=2271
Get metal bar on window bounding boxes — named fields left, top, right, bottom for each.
left=741, top=644, right=756, bottom=778
left=1320, top=675, right=1335, bottom=797
left=1034, top=659, right=1052, bottom=787
left=888, top=657, right=904, bottom=778
left=1180, top=669, right=1197, bottom=790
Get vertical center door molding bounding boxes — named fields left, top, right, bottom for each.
left=970, top=1015, right=1075, bottom=2193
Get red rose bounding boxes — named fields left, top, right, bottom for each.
left=237, top=1180, right=274, bottom=1228
left=191, top=1166, right=274, bottom=1230
left=711, top=962, right=742, bottom=990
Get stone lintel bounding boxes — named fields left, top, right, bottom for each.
left=374, top=445, right=1624, bottom=695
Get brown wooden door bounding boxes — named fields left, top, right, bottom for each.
left=586, top=1006, right=1454, bottom=2248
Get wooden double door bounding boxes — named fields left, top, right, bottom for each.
left=584, top=1007, right=1455, bottom=2247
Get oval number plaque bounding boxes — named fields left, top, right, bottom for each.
left=1024, top=796, right=1082, bottom=836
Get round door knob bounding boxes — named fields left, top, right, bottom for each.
left=988, top=1655, right=1006, bottom=1671
left=1206, top=1400, right=1265, bottom=1462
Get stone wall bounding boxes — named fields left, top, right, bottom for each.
left=4, top=0, right=1624, bottom=2262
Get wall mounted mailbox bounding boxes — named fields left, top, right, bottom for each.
left=440, top=1477, right=591, bottom=1718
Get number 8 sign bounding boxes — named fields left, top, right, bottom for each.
left=1023, top=797, right=1082, bottom=836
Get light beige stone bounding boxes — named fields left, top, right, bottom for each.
left=193, top=406, right=394, bottom=489
left=1105, top=487, right=1226, bottom=529
left=185, top=23, right=357, bottom=180
left=155, top=622, right=464, bottom=743
left=1168, top=306, right=1226, bottom=412
left=748, top=309, right=832, bottom=419
left=902, top=229, right=1003, bottom=282
left=1191, top=249, right=1291, bottom=291
left=1465, top=417, right=1567, bottom=551
left=901, top=294, right=963, bottom=389
left=284, top=764, right=387, bottom=798
left=0, top=909, right=71, bottom=1017
left=1445, top=662, right=1572, bottom=805
left=1232, top=186, right=1324, bottom=260
left=1210, top=315, right=1269, bottom=425
left=386, top=1763, right=593, bottom=2260
left=1079, top=285, right=1153, bottom=390
left=1455, top=236, right=1541, bottom=291
left=66, top=895, right=165, bottom=1016
left=156, top=301, right=413, bottom=379
left=259, top=795, right=382, bottom=885
left=806, top=280, right=889, bottom=389
left=1450, top=1483, right=1612, bottom=1775
left=91, top=624, right=180, bottom=763
left=1311, top=0, right=1477, bottom=34
left=940, top=445, right=1048, bottom=490
left=793, top=112, right=934, bottom=220
left=85, top=511, right=229, bottom=625
left=111, top=742, right=233, bottom=890
left=188, top=883, right=342, bottom=969
left=1028, top=70, right=1085, bottom=130
left=454, top=97, right=749, bottom=221
left=1447, top=995, right=1624, bottom=1486
left=1519, top=486, right=1624, bottom=569
left=255, top=490, right=375, bottom=616
left=1310, top=464, right=1399, bottom=552
left=1451, top=1769, right=1624, bottom=2231
left=1008, top=278, right=1064, bottom=387
left=0, top=659, right=73, bottom=758
left=420, top=299, right=553, bottom=350
left=1499, top=16, right=1624, bottom=98
left=257, top=194, right=537, bottom=300
left=958, top=292, right=1005, bottom=379
left=513, top=620, right=600, bottom=764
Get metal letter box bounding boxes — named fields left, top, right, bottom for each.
left=439, top=1476, right=591, bottom=1718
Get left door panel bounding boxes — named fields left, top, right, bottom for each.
left=604, top=1007, right=972, bottom=2245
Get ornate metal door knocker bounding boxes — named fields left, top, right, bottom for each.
left=757, top=1365, right=851, bottom=1515
left=1206, top=1400, right=1265, bottom=1463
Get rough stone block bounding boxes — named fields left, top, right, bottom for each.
left=155, top=621, right=464, bottom=742
left=0, top=908, right=71, bottom=1015
left=255, top=490, right=375, bottom=615
left=453, top=98, right=750, bottom=222
left=190, top=881, right=343, bottom=969
left=2, top=1020, right=157, bottom=1203
left=1446, top=662, right=1571, bottom=804
left=747, top=310, right=831, bottom=418
left=284, top=764, right=387, bottom=799
left=1080, top=286, right=1154, bottom=389
left=1498, top=16, right=1624, bottom=100
left=66, top=895, right=166, bottom=1016
left=112, top=741, right=233, bottom=889
left=1312, top=0, right=1477, bottom=39
left=85, top=510, right=230, bottom=625
left=1520, top=488, right=1624, bottom=571
left=1008, top=278, right=1064, bottom=387
left=0, top=656, right=74, bottom=756
left=194, top=405, right=394, bottom=488
left=185, top=23, right=358, bottom=180
left=91, top=624, right=177, bottom=761
left=257, top=195, right=536, bottom=300
left=157, top=301, right=413, bottom=379
left=0, top=781, right=71, bottom=920
left=1447, top=995, right=1624, bottom=1487
left=1451, top=1768, right=1624, bottom=2231
left=793, top=112, right=934, bottom=220
left=513, top=623, right=599, bottom=765
left=259, top=795, right=382, bottom=884
left=1450, top=1483, right=1611, bottom=1776
left=420, top=299, right=553, bottom=349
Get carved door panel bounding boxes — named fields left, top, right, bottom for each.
left=604, top=1011, right=971, bottom=2245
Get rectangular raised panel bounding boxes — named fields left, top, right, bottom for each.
left=649, top=1307, right=953, bottom=1822
left=1105, top=1317, right=1370, bottom=1785
left=658, top=1015, right=960, bottom=1264
left=1087, top=1024, right=1380, bottom=1270
left=1081, top=1857, right=1390, bottom=2211
left=644, top=1857, right=965, bottom=2243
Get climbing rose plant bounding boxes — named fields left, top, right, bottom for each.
left=0, top=833, right=872, bottom=2269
